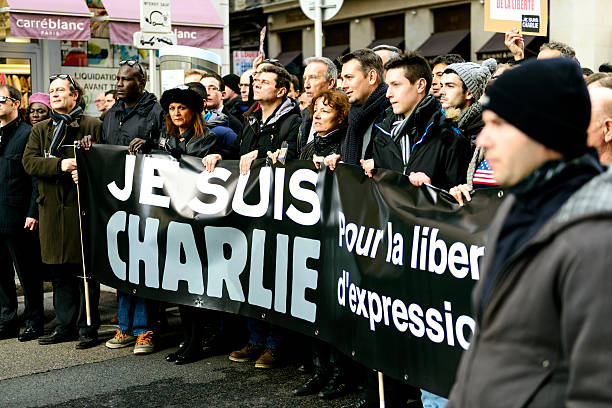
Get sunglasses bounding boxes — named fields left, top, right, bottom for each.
left=0, top=95, right=18, bottom=104
left=119, top=59, right=145, bottom=76
left=261, top=58, right=284, bottom=68
left=49, top=74, right=77, bottom=89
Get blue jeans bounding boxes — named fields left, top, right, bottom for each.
left=117, top=292, right=153, bottom=335
left=421, top=390, right=448, bottom=408
left=247, top=318, right=284, bottom=349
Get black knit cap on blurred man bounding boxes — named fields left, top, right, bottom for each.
left=447, top=58, right=612, bottom=407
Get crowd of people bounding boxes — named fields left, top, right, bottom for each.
left=1, top=27, right=612, bottom=407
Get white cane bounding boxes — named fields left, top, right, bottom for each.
left=74, top=142, right=91, bottom=326
left=378, top=371, right=385, bottom=408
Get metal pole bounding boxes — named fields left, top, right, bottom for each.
left=314, top=0, right=322, bottom=57
left=149, top=51, right=157, bottom=96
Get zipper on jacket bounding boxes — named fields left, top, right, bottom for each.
left=477, top=243, right=540, bottom=325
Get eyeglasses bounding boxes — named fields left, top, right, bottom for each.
left=204, top=85, right=219, bottom=92
left=119, top=59, right=145, bottom=76
left=0, top=95, right=18, bottom=104
left=49, top=74, right=77, bottom=89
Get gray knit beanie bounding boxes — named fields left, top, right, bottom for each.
left=445, top=58, right=497, bottom=102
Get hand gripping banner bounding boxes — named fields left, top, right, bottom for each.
left=77, top=145, right=504, bottom=396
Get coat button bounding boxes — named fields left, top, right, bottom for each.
left=542, top=360, right=550, bottom=368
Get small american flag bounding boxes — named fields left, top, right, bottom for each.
left=473, top=158, right=497, bottom=185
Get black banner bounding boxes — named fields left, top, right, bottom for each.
left=77, top=145, right=504, bottom=396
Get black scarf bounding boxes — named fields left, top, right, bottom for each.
left=341, top=83, right=389, bottom=164
left=479, top=154, right=602, bottom=313
left=49, top=106, right=83, bottom=157
left=314, top=128, right=344, bottom=157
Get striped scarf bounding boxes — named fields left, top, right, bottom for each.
left=49, top=106, right=83, bottom=156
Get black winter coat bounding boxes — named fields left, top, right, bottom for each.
left=223, top=96, right=244, bottom=125
left=102, top=91, right=164, bottom=148
left=228, top=98, right=301, bottom=159
left=371, top=95, right=472, bottom=191
left=297, top=107, right=313, bottom=157
left=299, top=127, right=345, bottom=160
left=0, top=117, right=37, bottom=233
left=221, top=105, right=243, bottom=135
left=163, top=126, right=218, bottom=158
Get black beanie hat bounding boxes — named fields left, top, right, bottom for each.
left=160, top=86, right=204, bottom=114
left=482, top=58, right=591, bottom=159
left=223, top=73, right=240, bottom=94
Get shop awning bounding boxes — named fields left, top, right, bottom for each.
left=6, top=0, right=91, bottom=40
left=366, top=37, right=405, bottom=51
left=323, top=44, right=349, bottom=63
left=476, top=32, right=538, bottom=59
left=275, top=51, right=302, bottom=68
left=417, top=30, right=470, bottom=58
left=101, top=0, right=223, bottom=48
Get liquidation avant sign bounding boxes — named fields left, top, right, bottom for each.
left=77, top=145, right=504, bottom=396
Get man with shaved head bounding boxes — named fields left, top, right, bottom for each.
left=587, top=87, right=612, bottom=164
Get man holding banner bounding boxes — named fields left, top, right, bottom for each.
left=448, top=58, right=612, bottom=406
left=22, top=74, right=101, bottom=349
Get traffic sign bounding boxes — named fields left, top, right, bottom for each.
left=133, top=31, right=177, bottom=49
left=299, top=0, right=343, bottom=21
left=140, top=0, right=172, bottom=33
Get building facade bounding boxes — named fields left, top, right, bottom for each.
left=229, top=0, right=612, bottom=74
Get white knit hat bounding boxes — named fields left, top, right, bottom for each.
left=445, top=58, right=497, bottom=102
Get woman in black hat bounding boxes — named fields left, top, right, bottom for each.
left=160, top=86, right=218, bottom=365
left=159, top=85, right=218, bottom=158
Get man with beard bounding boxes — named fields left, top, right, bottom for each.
left=440, top=59, right=497, bottom=143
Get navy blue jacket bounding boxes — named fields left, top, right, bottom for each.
left=0, top=117, right=37, bottom=233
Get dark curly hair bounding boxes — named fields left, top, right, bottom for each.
left=308, top=89, right=350, bottom=128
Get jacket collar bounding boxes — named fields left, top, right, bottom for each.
left=248, top=97, right=298, bottom=127
left=113, top=91, right=157, bottom=117
left=0, top=116, right=20, bottom=134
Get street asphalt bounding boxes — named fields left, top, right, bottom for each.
left=1, top=287, right=360, bottom=407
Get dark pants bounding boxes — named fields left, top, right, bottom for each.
left=312, top=339, right=345, bottom=377
left=49, top=263, right=100, bottom=337
left=247, top=318, right=284, bottom=349
left=0, top=230, right=44, bottom=331
left=178, top=305, right=206, bottom=356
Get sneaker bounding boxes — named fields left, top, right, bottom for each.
left=228, top=344, right=264, bottom=363
left=255, top=348, right=280, bottom=369
left=133, top=331, right=155, bottom=355
left=105, top=330, right=136, bottom=349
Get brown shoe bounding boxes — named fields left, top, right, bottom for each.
left=255, top=348, right=280, bottom=369
left=228, top=344, right=264, bottom=363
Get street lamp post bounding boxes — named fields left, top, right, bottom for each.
left=314, top=0, right=322, bottom=57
